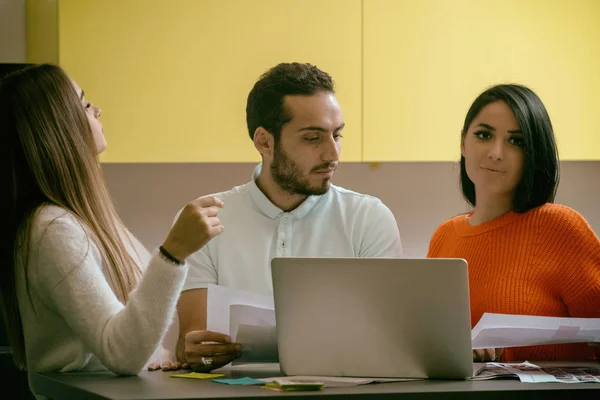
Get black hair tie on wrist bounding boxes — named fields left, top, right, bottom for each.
left=159, top=246, right=184, bottom=265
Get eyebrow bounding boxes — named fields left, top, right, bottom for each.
left=298, top=122, right=345, bottom=133
left=79, top=90, right=85, bottom=101
left=477, top=123, right=522, bottom=134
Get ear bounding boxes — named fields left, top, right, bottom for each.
left=253, top=127, right=275, bottom=159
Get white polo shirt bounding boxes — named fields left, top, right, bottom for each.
left=182, top=164, right=403, bottom=296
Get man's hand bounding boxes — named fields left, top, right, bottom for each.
left=473, top=348, right=504, bottom=362
left=184, top=330, right=242, bottom=372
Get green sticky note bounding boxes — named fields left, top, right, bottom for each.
left=170, top=372, right=225, bottom=379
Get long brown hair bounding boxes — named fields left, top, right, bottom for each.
left=0, top=64, right=142, bottom=369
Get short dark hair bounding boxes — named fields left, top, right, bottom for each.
left=246, top=62, right=335, bottom=140
left=460, top=84, right=559, bottom=213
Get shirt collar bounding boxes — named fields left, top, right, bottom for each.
left=249, top=163, right=325, bottom=220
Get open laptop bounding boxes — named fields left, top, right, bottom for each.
left=271, top=257, right=473, bottom=379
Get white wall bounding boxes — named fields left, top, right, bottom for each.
left=103, top=162, right=600, bottom=257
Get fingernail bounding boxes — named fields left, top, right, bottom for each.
left=235, top=344, right=242, bottom=351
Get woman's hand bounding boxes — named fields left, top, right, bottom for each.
left=162, top=196, right=225, bottom=262
left=473, top=348, right=504, bottom=362
left=147, top=347, right=187, bottom=371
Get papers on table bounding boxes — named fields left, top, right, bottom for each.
left=207, top=286, right=600, bottom=370
left=472, top=361, right=600, bottom=383
left=260, top=375, right=419, bottom=388
left=471, top=313, right=600, bottom=350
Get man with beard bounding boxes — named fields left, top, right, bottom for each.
left=171, top=63, right=403, bottom=372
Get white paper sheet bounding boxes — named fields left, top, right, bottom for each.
left=471, top=313, right=600, bottom=349
left=230, top=304, right=278, bottom=363
left=206, top=284, right=278, bottom=364
left=206, top=284, right=274, bottom=335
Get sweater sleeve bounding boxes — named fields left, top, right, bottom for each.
left=29, top=211, right=188, bottom=375
left=548, top=208, right=600, bottom=318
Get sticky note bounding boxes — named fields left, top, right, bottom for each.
left=170, top=372, right=225, bottom=379
left=212, top=377, right=265, bottom=385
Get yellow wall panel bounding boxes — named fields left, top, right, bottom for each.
left=364, top=0, right=600, bottom=161
left=59, top=0, right=362, bottom=162
left=26, top=0, right=58, bottom=64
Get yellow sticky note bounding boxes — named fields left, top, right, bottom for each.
left=170, top=372, right=225, bottom=379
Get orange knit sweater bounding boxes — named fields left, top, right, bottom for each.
left=427, top=203, right=600, bottom=361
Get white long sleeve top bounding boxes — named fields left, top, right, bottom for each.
left=16, top=205, right=188, bottom=398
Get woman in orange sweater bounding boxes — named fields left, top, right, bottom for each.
left=427, top=84, right=600, bottom=362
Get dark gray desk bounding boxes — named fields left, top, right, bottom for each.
left=33, top=362, right=600, bottom=399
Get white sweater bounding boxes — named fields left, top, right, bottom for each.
left=16, top=205, right=188, bottom=397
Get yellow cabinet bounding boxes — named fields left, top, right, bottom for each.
left=29, top=0, right=600, bottom=162
left=58, top=0, right=362, bottom=162
left=363, top=0, right=600, bottom=161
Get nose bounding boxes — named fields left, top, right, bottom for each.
left=321, top=135, right=341, bottom=163
left=488, top=140, right=504, bottom=162
left=93, top=105, right=102, bottom=118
